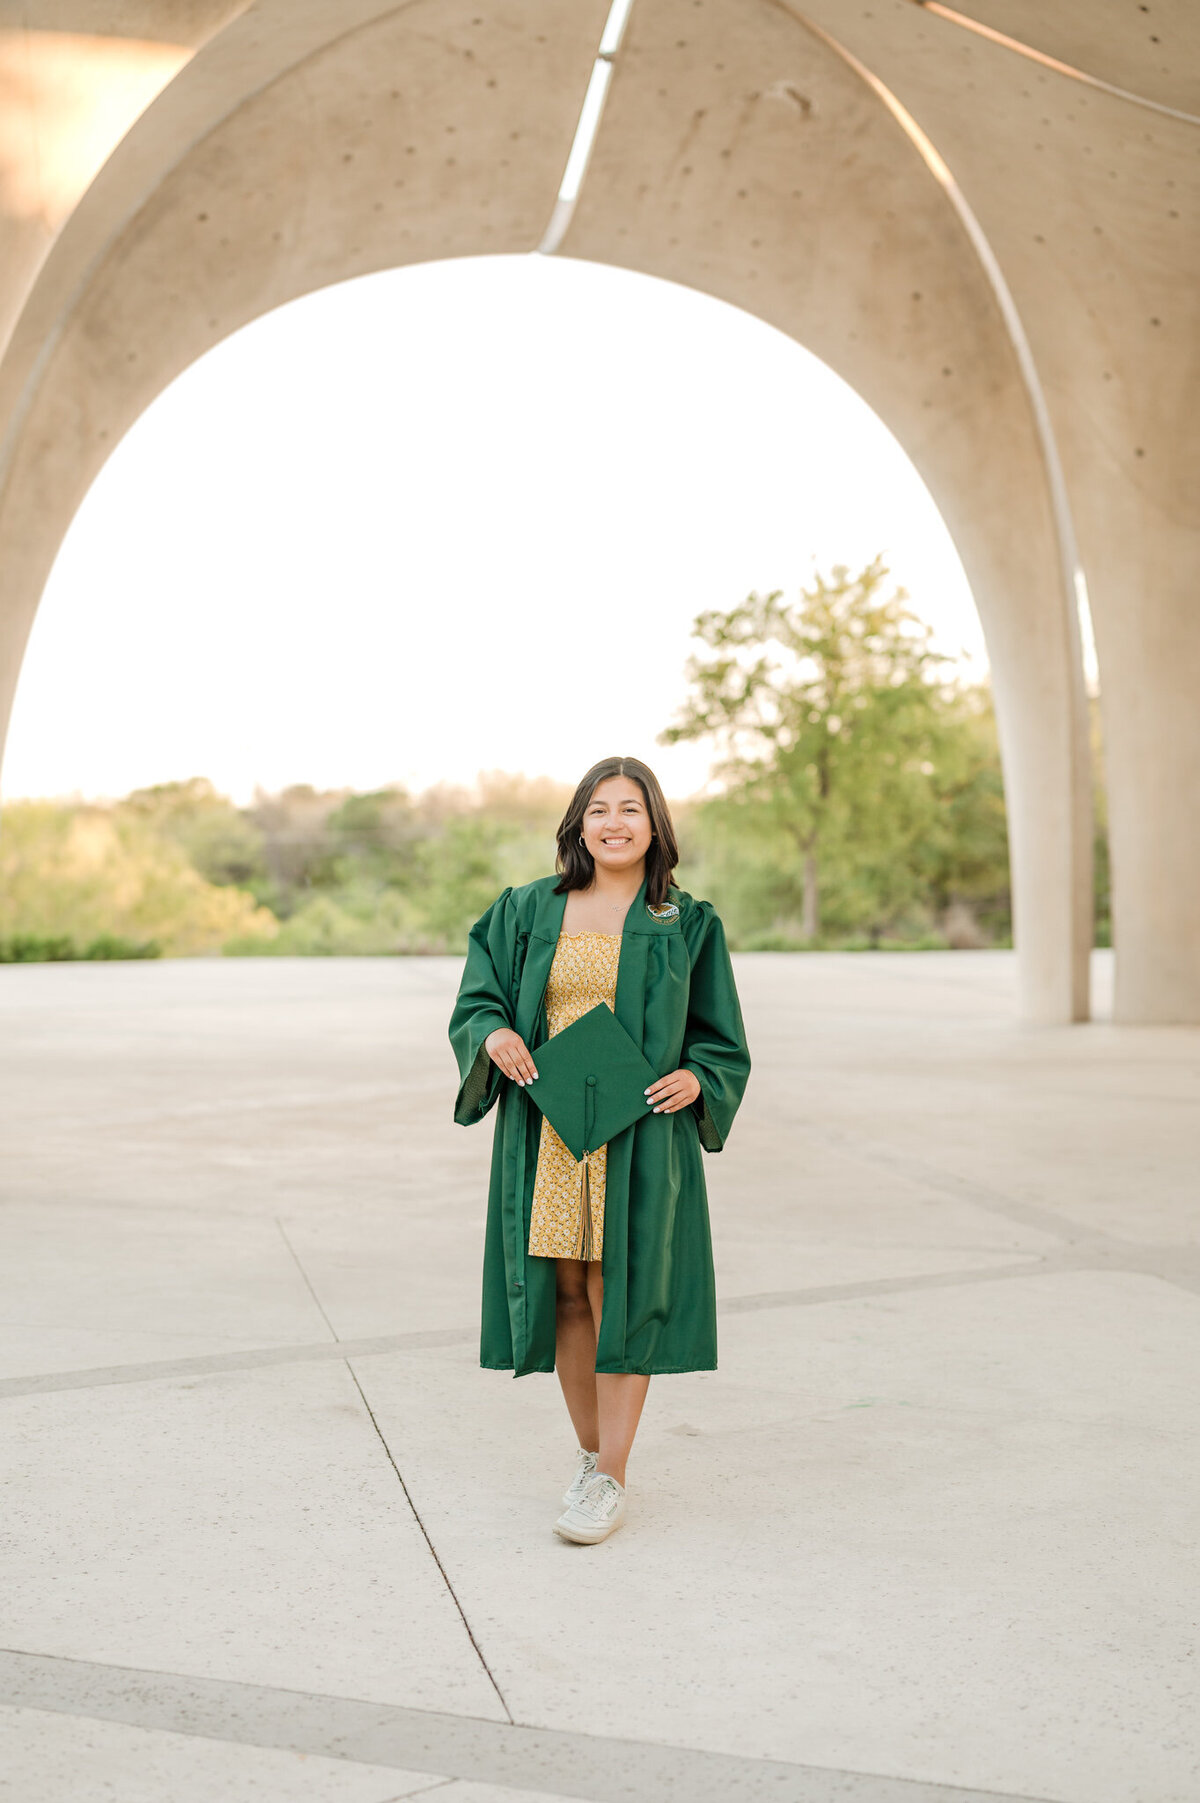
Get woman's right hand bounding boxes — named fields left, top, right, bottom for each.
left=485, top=1027, right=539, bottom=1086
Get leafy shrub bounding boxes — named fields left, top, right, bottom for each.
left=0, top=935, right=78, bottom=962
left=0, top=933, right=160, bottom=962
left=0, top=800, right=277, bottom=956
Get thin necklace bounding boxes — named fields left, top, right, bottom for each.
left=594, top=888, right=635, bottom=914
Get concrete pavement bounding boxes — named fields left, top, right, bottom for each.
left=0, top=951, right=1196, bottom=1803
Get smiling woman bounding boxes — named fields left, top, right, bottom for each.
left=448, top=754, right=751, bottom=1545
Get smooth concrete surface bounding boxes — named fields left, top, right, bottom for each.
left=945, top=0, right=1200, bottom=114
left=0, top=1695, right=620, bottom=1803
left=0, top=1704, right=447, bottom=1803
left=1, top=955, right=1198, bottom=1803
left=3, top=1360, right=507, bottom=1717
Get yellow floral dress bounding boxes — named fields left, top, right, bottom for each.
left=527, top=931, right=622, bottom=1262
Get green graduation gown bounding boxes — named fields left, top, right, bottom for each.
left=448, top=872, right=751, bottom=1377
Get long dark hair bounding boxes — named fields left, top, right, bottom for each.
left=553, top=756, right=679, bottom=906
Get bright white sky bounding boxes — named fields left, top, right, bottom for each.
left=3, top=252, right=985, bottom=806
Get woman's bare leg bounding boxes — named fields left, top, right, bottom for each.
left=554, top=1258, right=599, bottom=1452
left=585, top=1263, right=650, bottom=1488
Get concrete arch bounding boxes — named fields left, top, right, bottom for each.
left=4, top=0, right=1191, bottom=1020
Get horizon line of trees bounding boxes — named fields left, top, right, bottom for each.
left=0, top=560, right=1111, bottom=961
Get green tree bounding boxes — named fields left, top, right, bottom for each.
left=120, top=777, right=267, bottom=890
left=0, top=799, right=276, bottom=956
left=244, top=783, right=352, bottom=912
left=1087, top=693, right=1111, bottom=947
left=915, top=685, right=1011, bottom=942
left=660, top=558, right=967, bottom=941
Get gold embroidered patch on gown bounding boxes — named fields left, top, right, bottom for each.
left=527, top=931, right=622, bottom=1262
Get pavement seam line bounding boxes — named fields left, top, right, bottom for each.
left=343, top=1358, right=514, bottom=1727
left=271, top=1225, right=513, bottom=1724
left=275, top=1215, right=341, bottom=1342
left=268, top=1223, right=513, bottom=1725
left=795, top=1122, right=1106, bottom=1246
left=2, top=1249, right=1195, bottom=1403
left=0, top=1329, right=475, bottom=1402
left=379, top=1782, right=460, bottom=1802
left=719, top=1254, right=1077, bottom=1312
left=0, top=1645, right=1064, bottom=1803
left=793, top=1122, right=1200, bottom=1298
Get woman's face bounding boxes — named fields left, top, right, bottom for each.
left=580, top=776, right=654, bottom=875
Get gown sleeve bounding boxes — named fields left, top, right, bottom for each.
left=448, top=886, right=517, bottom=1126
left=679, top=900, right=752, bottom=1152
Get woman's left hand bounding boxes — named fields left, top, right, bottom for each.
left=644, top=1069, right=702, bottom=1114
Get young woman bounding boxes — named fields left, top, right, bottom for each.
left=448, top=756, right=751, bottom=1544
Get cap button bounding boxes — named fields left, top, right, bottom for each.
left=586, top=1075, right=597, bottom=1087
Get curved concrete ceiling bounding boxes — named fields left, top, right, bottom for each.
left=0, top=0, right=610, bottom=617
left=0, top=5, right=248, bottom=42
left=923, top=0, right=1200, bottom=116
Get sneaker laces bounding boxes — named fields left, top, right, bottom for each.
left=577, top=1474, right=622, bottom=1520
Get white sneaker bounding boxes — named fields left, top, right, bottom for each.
left=554, top=1471, right=627, bottom=1544
left=562, top=1448, right=599, bottom=1507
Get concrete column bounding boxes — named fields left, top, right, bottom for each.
left=796, top=0, right=1200, bottom=1019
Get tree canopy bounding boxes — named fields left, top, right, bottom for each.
left=659, top=558, right=1006, bottom=943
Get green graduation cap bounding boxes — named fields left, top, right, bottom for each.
left=523, top=1003, right=662, bottom=1162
